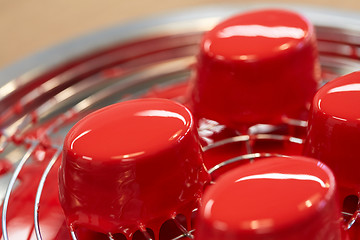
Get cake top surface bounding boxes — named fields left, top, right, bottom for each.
left=201, top=9, right=312, bottom=61
left=64, top=98, right=193, bottom=162
left=200, top=157, right=335, bottom=233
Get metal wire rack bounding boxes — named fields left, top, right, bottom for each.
left=1, top=4, right=360, bottom=240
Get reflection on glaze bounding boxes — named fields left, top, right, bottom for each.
left=203, top=199, right=215, bottom=219
left=328, top=83, right=360, bottom=94
left=110, top=151, right=145, bottom=160
left=195, top=157, right=343, bottom=240
left=59, top=98, right=210, bottom=239
left=235, top=173, right=328, bottom=188
left=217, top=25, right=305, bottom=39
left=70, top=129, right=91, bottom=150
left=135, top=110, right=187, bottom=125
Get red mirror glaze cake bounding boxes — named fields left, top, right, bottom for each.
left=304, top=71, right=360, bottom=201
left=58, top=98, right=210, bottom=238
left=195, top=157, right=344, bottom=240
left=190, top=9, right=320, bottom=129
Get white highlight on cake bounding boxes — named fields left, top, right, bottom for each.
left=135, top=110, right=187, bottom=125
left=328, top=83, right=360, bottom=94
left=217, top=25, right=305, bottom=39
left=204, top=199, right=215, bottom=218
left=235, top=173, right=327, bottom=188
left=70, top=130, right=91, bottom=150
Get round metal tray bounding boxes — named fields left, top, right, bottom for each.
left=1, top=4, right=360, bottom=240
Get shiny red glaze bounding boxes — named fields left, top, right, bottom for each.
left=195, top=156, right=344, bottom=240
left=58, top=98, right=210, bottom=238
left=304, top=71, right=360, bottom=200
left=190, top=9, right=320, bottom=129
left=0, top=159, right=12, bottom=175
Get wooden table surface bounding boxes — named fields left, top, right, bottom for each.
left=1, top=0, right=360, bottom=69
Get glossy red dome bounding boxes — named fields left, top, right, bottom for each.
left=304, top=71, right=360, bottom=200
left=204, top=10, right=309, bottom=60
left=190, top=9, right=320, bottom=129
left=195, top=157, right=343, bottom=240
left=64, top=99, right=192, bottom=161
left=59, top=98, right=210, bottom=238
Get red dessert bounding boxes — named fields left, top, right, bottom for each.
left=195, top=156, right=344, bottom=240
left=304, top=71, right=360, bottom=201
left=190, top=9, right=320, bottom=130
left=58, top=98, right=210, bottom=238
left=5, top=7, right=359, bottom=240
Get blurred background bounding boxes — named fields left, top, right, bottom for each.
left=1, top=0, right=360, bottom=69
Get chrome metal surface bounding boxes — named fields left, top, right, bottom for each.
left=1, top=4, right=360, bottom=240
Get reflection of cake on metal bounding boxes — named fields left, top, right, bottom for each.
left=58, top=98, right=210, bottom=239
left=190, top=9, right=320, bottom=130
